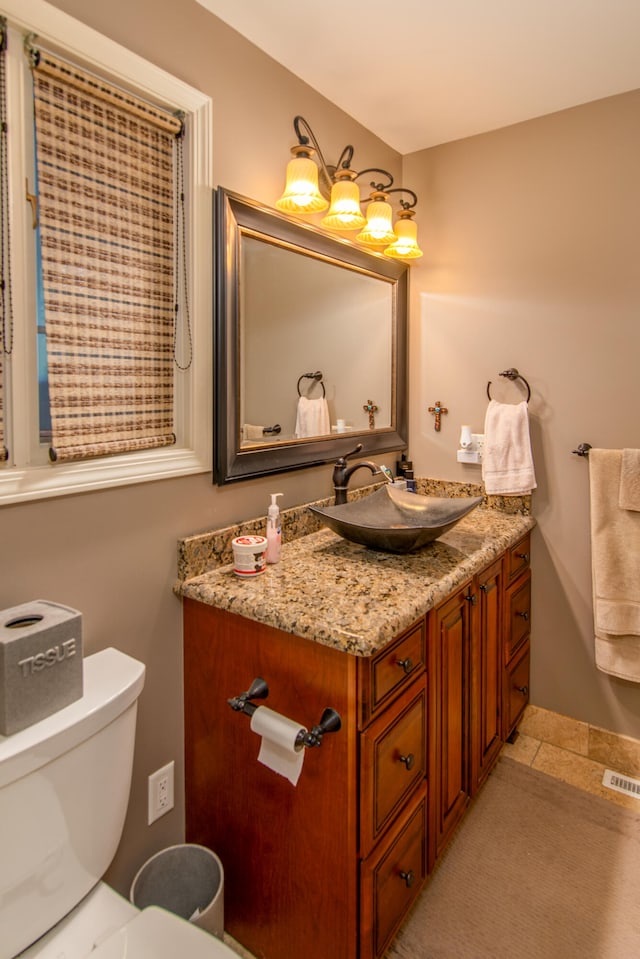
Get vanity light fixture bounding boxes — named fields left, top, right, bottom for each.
left=276, top=115, right=423, bottom=260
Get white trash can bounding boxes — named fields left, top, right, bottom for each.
left=130, top=843, right=224, bottom=939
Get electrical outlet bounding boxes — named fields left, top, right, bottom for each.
left=457, top=448, right=482, bottom=464
left=148, top=761, right=175, bottom=824
left=472, top=433, right=485, bottom=451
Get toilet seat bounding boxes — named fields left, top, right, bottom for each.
left=16, top=883, right=236, bottom=959
left=91, top=907, right=236, bottom=958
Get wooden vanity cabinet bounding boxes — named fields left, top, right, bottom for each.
left=184, top=600, right=427, bottom=959
left=183, top=533, right=531, bottom=959
left=183, top=599, right=360, bottom=959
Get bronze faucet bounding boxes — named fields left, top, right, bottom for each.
left=332, top=444, right=381, bottom=505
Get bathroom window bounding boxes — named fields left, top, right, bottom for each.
left=0, top=0, right=212, bottom=504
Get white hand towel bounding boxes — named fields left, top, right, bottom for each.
left=590, top=449, right=640, bottom=682
left=294, top=396, right=330, bottom=439
left=482, top=400, right=537, bottom=495
left=618, top=449, right=640, bottom=511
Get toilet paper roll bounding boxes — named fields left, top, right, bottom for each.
left=249, top=705, right=306, bottom=786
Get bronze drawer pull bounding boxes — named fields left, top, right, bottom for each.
left=515, top=685, right=529, bottom=695
left=399, top=869, right=415, bottom=888
left=465, top=592, right=477, bottom=605
left=399, top=753, right=415, bottom=770
left=516, top=552, right=529, bottom=561
left=397, top=657, right=413, bottom=674
left=516, top=611, right=529, bottom=621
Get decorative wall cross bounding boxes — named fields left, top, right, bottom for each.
left=428, top=401, right=448, bottom=432
left=363, top=399, right=378, bottom=429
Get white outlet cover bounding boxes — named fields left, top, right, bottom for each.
left=148, top=761, right=175, bottom=824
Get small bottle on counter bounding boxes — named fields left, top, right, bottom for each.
left=404, top=469, right=417, bottom=493
left=396, top=454, right=412, bottom=478
left=266, top=493, right=283, bottom=564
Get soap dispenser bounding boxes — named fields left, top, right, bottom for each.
left=266, top=493, right=283, bottom=564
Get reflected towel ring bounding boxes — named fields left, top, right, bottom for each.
left=486, top=367, right=531, bottom=403
left=297, top=371, right=326, bottom=398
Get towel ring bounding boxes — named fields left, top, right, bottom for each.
left=297, top=371, right=326, bottom=398
left=486, top=368, right=531, bottom=403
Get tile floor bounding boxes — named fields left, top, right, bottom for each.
left=223, top=704, right=640, bottom=958
left=502, top=703, right=640, bottom=811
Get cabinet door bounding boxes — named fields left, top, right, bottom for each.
left=428, top=583, right=472, bottom=868
left=471, top=557, right=504, bottom=793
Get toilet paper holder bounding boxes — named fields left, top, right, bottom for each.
left=228, top=677, right=341, bottom=748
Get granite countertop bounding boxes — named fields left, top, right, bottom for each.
left=178, top=501, right=535, bottom=657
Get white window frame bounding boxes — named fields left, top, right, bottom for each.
left=0, top=0, right=213, bottom=504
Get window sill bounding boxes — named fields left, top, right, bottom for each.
left=0, top=447, right=210, bottom=505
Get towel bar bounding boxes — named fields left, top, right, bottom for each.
left=486, top=368, right=531, bottom=403
left=572, top=443, right=591, bottom=457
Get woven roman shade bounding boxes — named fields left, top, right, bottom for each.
left=30, top=45, right=184, bottom=462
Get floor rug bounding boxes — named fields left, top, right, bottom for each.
left=386, top=757, right=640, bottom=958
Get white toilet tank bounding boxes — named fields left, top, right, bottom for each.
left=0, top=647, right=145, bottom=959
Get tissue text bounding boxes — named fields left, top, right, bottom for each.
left=18, top=638, right=77, bottom=676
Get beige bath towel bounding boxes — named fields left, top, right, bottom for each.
left=619, top=449, right=640, bottom=511
left=589, top=448, right=640, bottom=682
left=482, top=400, right=537, bottom=495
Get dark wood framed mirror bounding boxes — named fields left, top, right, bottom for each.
left=214, top=187, right=408, bottom=484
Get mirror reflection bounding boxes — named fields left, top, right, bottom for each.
left=240, top=235, right=393, bottom=445
left=214, top=188, right=408, bottom=484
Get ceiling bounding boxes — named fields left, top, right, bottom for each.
left=195, top=0, right=640, bottom=154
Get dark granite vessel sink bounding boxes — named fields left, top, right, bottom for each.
left=309, top=485, right=483, bottom=553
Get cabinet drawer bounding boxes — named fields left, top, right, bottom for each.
left=361, top=782, right=427, bottom=959
left=359, top=619, right=426, bottom=726
left=504, top=641, right=530, bottom=738
left=506, top=533, right=531, bottom=583
left=361, top=682, right=427, bottom=853
left=506, top=571, right=531, bottom=661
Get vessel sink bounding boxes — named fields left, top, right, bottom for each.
left=309, top=485, right=483, bottom=553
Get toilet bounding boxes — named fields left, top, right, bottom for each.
left=0, top=647, right=237, bottom=959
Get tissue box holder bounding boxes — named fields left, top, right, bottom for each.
left=0, top=600, right=83, bottom=736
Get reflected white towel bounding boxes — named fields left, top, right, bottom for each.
left=482, top=400, right=536, bottom=495
left=242, top=424, right=265, bottom=441
left=590, top=449, right=640, bottom=682
left=294, top=396, right=330, bottom=438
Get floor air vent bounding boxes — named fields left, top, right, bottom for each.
left=602, top=768, right=640, bottom=798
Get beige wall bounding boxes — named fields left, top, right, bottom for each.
left=0, top=0, right=401, bottom=894
left=404, top=89, right=640, bottom=742
left=2, top=0, right=639, bottom=897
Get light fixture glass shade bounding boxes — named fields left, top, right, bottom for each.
left=321, top=179, right=366, bottom=230
left=276, top=156, right=328, bottom=213
left=384, top=214, right=423, bottom=259
left=356, top=197, right=396, bottom=246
